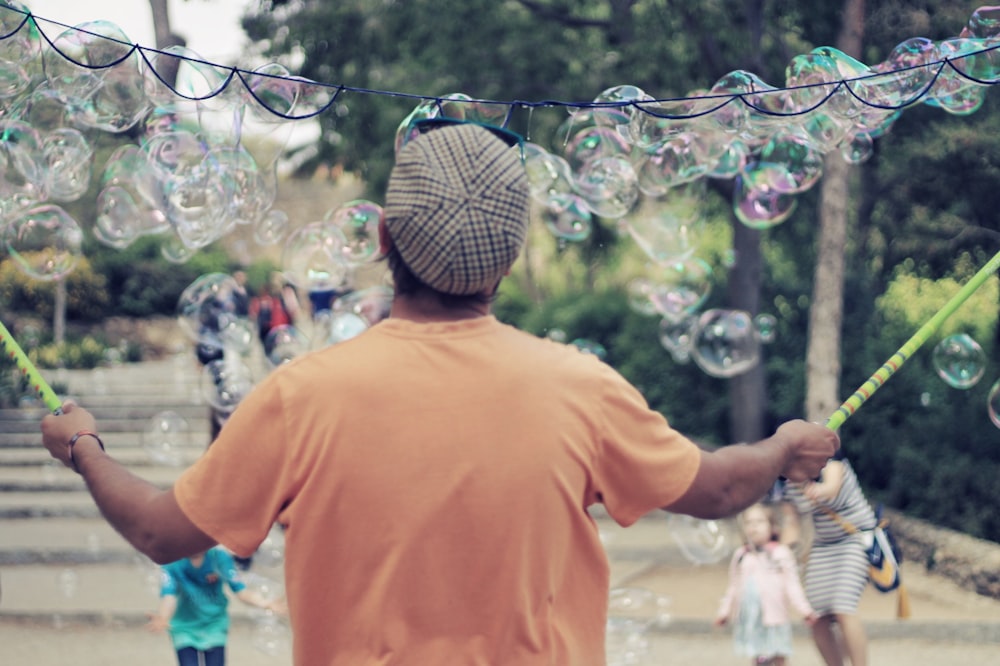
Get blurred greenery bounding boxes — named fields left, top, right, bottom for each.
left=3, top=0, right=1000, bottom=541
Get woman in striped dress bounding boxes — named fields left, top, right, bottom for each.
left=783, top=450, right=875, bottom=666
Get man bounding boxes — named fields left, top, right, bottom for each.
left=42, top=123, right=837, bottom=665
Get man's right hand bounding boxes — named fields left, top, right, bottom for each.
left=773, top=420, right=839, bottom=482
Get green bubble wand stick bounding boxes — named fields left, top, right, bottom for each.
left=826, top=249, right=1000, bottom=431
left=0, top=319, right=63, bottom=414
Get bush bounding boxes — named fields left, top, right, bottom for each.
left=0, top=257, right=109, bottom=321
left=29, top=336, right=108, bottom=370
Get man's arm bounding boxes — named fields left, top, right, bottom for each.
left=41, top=402, right=216, bottom=564
left=664, top=419, right=838, bottom=519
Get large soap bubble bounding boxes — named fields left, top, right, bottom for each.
left=43, top=21, right=135, bottom=101
left=176, top=273, right=242, bottom=345
left=646, top=257, right=712, bottom=323
left=690, top=308, right=761, bottom=378
left=142, top=410, right=192, bottom=467
left=324, top=199, right=383, bottom=263
left=42, top=128, right=93, bottom=202
left=201, top=357, right=255, bottom=413
left=931, top=333, right=986, bottom=389
left=988, top=378, right=1000, bottom=429
left=265, top=324, right=308, bottom=367
left=282, top=220, right=350, bottom=292
left=666, top=513, right=731, bottom=564
left=606, top=586, right=671, bottom=666
left=540, top=192, right=593, bottom=242
left=2, top=204, right=83, bottom=280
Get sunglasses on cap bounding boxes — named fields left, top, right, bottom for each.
left=404, top=117, right=525, bottom=158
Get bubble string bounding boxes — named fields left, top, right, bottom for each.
left=825, top=249, right=1000, bottom=432
left=6, top=4, right=1000, bottom=125
left=136, top=47, right=239, bottom=104
left=0, top=319, right=63, bottom=414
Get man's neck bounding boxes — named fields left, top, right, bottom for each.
left=389, top=290, right=492, bottom=323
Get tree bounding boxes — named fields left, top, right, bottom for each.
left=805, top=0, right=865, bottom=424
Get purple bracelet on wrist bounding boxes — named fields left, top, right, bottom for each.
left=67, top=430, right=105, bottom=473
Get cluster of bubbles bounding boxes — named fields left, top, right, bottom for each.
left=0, top=4, right=996, bottom=413
left=386, top=7, right=1000, bottom=382
left=174, top=270, right=393, bottom=421
left=605, top=587, right=672, bottom=666
left=0, top=2, right=338, bottom=282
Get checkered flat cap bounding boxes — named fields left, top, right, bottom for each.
left=384, top=124, right=530, bottom=295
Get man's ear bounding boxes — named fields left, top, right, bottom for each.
left=378, top=216, right=392, bottom=255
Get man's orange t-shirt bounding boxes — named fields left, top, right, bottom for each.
left=175, top=316, right=701, bottom=665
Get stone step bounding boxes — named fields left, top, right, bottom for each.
left=0, top=561, right=286, bottom=620
left=0, top=465, right=185, bottom=492
left=0, top=447, right=189, bottom=466
left=0, top=421, right=212, bottom=445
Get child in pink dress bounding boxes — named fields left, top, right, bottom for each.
left=715, top=503, right=817, bottom=665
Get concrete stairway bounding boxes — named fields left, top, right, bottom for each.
left=0, top=354, right=229, bottom=623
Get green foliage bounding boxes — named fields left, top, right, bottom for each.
left=29, top=336, right=107, bottom=370
left=86, top=236, right=234, bottom=317
left=0, top=257, right=109, bottom=321
left=877, top=260, right=999, bottom=347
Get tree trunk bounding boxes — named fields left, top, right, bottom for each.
left=726, top=0, right=767, bottom=444
left=727, top=220, right=766, bottom=442
left=148, top=0, right=186, bottom=87
left=53, top=278, right=66, bottom=346
left=804, top=0, right=865, bottom=423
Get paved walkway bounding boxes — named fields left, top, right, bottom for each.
left=2, top=356, right=999, bottom=665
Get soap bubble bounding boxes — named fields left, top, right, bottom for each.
left=2, top=204, right=84, bottom=281
left=252, top=615, right=291, bottom=657
left=523, top=143, right=565, bottom=198
left=176, top=273, right=241, bottom=343
left=626, top=277, right=658, bottom=316
left=255, top=524, right=286, bottom=568
left=624, top=181, right=705, bottom=264
left=658, top=315, right=696, bottom=364
left=988, top=379, right=1000, bottom=429
left=573, top=155, right=639, bottom=219
left=646, top=257, right=713, bottom=323
left=332, top=285, right=393, bottom=326
left=690, top=308, right=761, bottom=378
left=282, top=220, right=351, bottom=292
left=540, top=192, right=593, bottom=241
left=56, top=568, right=79, bottom=598
left=932, top=333, right=986, bottom=389
left=325, top=311, right=369, bottom=344
left=42, top=128, right=93, bottom=202
left=606, top=587, right=671, bottom=666
left=255, top=208, right=290, bottom=246
left=325, top=199, right=383, bottom=263
left=201, top=358, right=255, bottom=413
left=142, top=410, right=192, bottom=466
left=43, top=21, right=134, bottom=101
left=265, top=325, right=308, bottom=367
left=754, top=313, right=778, bottom=343
left=571, top=338, right=607, bottom=360
left=591, top=84, right=651, bottom=134
left=733, top=166, right=799, bottom=230
left=546, top=328, right=567, bottom=343
left=666, top=513, right=730, bottom=564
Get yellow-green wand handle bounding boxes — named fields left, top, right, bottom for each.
left=826, top=249, right=1000, bottom=431
left=0, top=319, right=63, bottom=414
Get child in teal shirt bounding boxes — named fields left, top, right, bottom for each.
left=146, top=546, right=285, bottom=666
